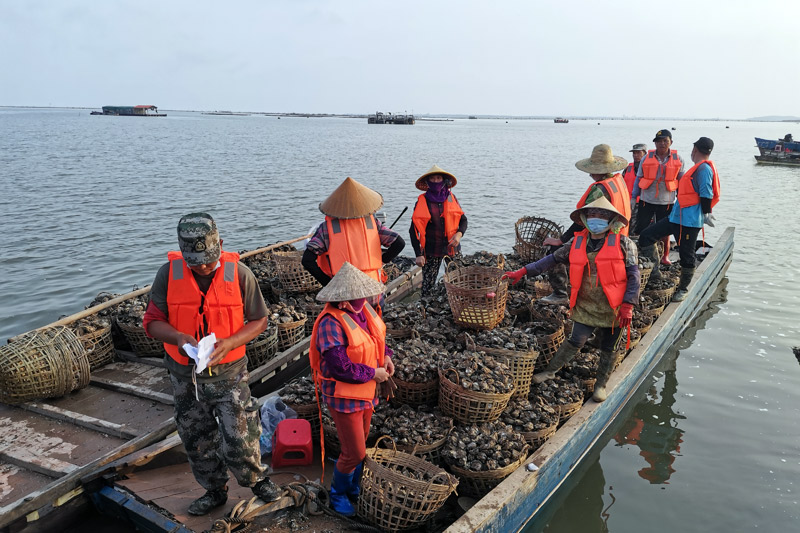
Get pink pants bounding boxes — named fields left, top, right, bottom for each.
left=329, top=407, right=373, bottom=473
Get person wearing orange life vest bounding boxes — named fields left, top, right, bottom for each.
left=309, top=262, right=394, bottom=517
left=142, top=213, right=280, bottom=516
left=302, top=177, right=405, bottom=302
left=631, top=129, right=686, bottom=264
left=639, top=137, right=719, bottom=302
left=539, top=144, right=630, bottom=306
left=409, top=164, right=467, bottom=296
left=504, top=197, right=641, bottom=402
left=622, top=143, right=647, bottom=231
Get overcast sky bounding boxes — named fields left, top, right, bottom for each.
left=1, top=0, right=797, bottom=119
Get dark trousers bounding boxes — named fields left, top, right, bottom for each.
left=634, top=202, right=672, bottom=236
left=639, top=218, right=701, bottom=269
left=569, top=322, right=624, bottom=352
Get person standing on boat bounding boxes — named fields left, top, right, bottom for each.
left=638, top=137, right=720, bottom=302
left=504, top=197, right=640, bottom=402
left=539, top=144, right=631, bottom=305
left=143, top=213, right=281, bottom=515
left=308, top=262, right=394, bottom=517
left=409, top=164, right=468, bottom=296
left=301, top=177, right=405, bottom=305
left=630, top=129, right=686, bottom=264
left=623, top=143, right=647, bottom=234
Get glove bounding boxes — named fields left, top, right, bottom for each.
left=630, top=198, right=637, bottom=213
left=704, top=213, right=716, bottom=227
left=617, top=303, right=633, bottom=328
left=502, top=267, right=527, bottom=285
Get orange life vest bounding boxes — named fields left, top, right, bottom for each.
left=639, top=150, right=681, bottom=192
left=165, top=251, right=246, bottom=365
left=317, top=215, right=385, bottom=282
left=411, top=193, right=465, bottom=251
left=576, top=174, right=631, bottom=236
left=568, top=230, right=627, bottom=310
left=677, top=160, right=720, bottom=209
left=309, top=303, right=386, bottom=402
left=622, top=164, right=637, bottom=198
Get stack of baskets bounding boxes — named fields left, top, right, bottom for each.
left=358, top=437, right=459, bottom=532
left=514, top=217, right=563, bottom=262
left=443, top=257, right=509, bottom=330
left=273, top=251, right=321, bottom=293
left=0, top=326, right=90, bottom=404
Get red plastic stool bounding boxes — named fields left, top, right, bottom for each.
left=271, top=418, right=313, bottom=468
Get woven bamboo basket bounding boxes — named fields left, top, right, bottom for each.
left=287, top=402, right=321, bottom=437
left=392, top=376, right=439, bottom=407
left=438, top=368, right=515, bottom=424
left=358, top=437, right=459, bottom=532
left=379, top=419, right=453, bottom=466
left=639, top=266, right=653, bottom=291
left=116, top=320, right=166, bottom=357
left=634, top=312, right=655, bottom=337
left=643, top=286, right=675, bottom=307
left=443, top=257, right=508, bottom=330
left=246, top=326, right=278, bottom=371
left=641, top=301, right=666, bottom=322
left=557, top=400, right=583, bottom=424
left=0, top=326, right=90, bottom=404
left=514, top=217, right=563, bottom=262
left=276, top=318, right=307, bottom=351
left=522, top=423, right=557, bottom=449
left=581, top=377, right=597, bottom=399
left=76, top=324, right=115, bottom=370
left=448, top=444, right=529, bottom=498
left=302, top=302, right=324, bottom=336
left=532, top=320, right=566, bottom=372
left=525, top=279, right=553, bottom=299
left=273, top=251, right=322, bottom=293
left=475, top=345, right=539, bottom=399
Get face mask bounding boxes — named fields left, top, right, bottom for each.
left=339, top=298, right=367, bottom=313
left=427, top=180, right=446, bottom=193
left=586, top=217, right=610, bottom=234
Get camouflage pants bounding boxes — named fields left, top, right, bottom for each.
left=169, top=370, right=265, bottom=492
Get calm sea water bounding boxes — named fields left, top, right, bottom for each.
left=2, top=109, right=799, bottom=532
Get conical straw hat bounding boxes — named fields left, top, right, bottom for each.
left=574, top=144, right=628, bottom=174
left=316, top=262, right=386, bottom=302
left=569, top=196, right=628, bottom=227
left=319, top=177, right=384, bottom=219
left=415, top=164, right=458, bottom=191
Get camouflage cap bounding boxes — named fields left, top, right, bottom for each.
left=177, top=213, right=221, bottom=266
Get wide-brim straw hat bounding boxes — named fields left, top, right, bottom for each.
left=569, top=196, right=628, bottom=227
left=415, top=164, right=458, bottom=191
left=575, top=144, right=628, bottom=174
left=315, top=261, right=386, bottom=302
left=319, top=177, right=384, bottom=219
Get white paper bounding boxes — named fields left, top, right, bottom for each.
left=182, top=333, right=217, bottom=374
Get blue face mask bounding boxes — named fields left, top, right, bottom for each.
left=586, top=217, right=610, bottom=234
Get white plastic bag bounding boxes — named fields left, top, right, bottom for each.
left=259, top=397, right=297, bottom=455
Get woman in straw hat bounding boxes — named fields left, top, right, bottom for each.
left=308, top=262, right=394, bottom=516
left=538, top=144, right=631, bottom=306
left=504, top=197, right=641, bottom=402
left=409, top=164, right=468, bottom=296
left=302, top=176, right=405, bottom=290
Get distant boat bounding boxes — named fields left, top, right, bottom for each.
left=97, top=105, right=166, bottom=117
left=754, top=134, right=800, bottom=166
left=468, top=116, right=477, bottom=119
left=554, top=117, right=568, bottom=123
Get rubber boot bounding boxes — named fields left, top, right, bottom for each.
left=671, top=267, right=695, bottom=302
left=329, top=466, right=356, bottom=516
left=533, top=341, right=581, bottom=384
left=592, top=350, right=617, bottom=402
left=540, top=264, right=569, bottom=305
left=187, top=486, right=228, bottom=516
left=347, top=461, right=363, bottom=502
left=639, top=245, right=662, bottom=282
left=660, top=236, right=672, bottom=265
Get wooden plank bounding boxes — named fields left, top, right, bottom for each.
left=114, top=349, right=167, bottom=368
left=19, top=402, right=141, bottom=440
left=445, top=227, right=734, bottom=533
left=0, top=417, right=177, bottom=529
left=89, top=376, right=174, bottom=405
left=0, top=448, right=78, bottom=479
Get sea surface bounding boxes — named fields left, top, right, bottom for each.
left=1, top=109, right=799, bottom=532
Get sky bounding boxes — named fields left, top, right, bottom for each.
left=1, top=0, right=798, bottom=119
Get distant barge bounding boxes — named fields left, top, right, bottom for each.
left=94, top=105, right=166, bottom=117
left=367, top=111, right=415, bottom=124
left=554, top=117, right=569, bottom=123
left=754, top=134, right=800, bottom=166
